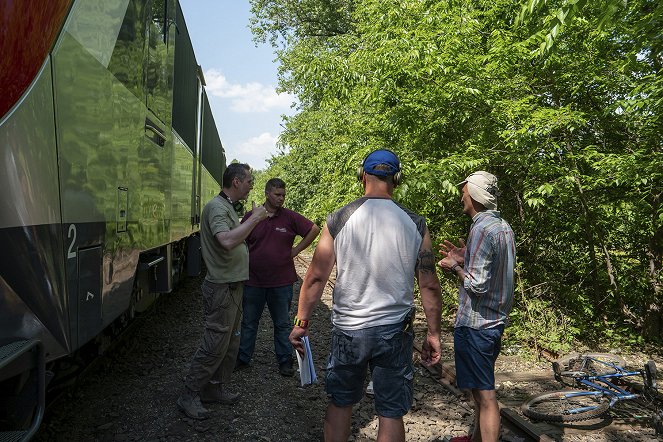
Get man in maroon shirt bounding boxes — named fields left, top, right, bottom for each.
left=236, top=178, right=320, bottom=376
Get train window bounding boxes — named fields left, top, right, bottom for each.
left=145, top=0, right=174, bottom=125
left=107, top=0, right=174, bottom=125
left=107, top=0, right=148, bottom=100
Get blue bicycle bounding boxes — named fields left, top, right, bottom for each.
left=521, top=353, right=659, bottom=424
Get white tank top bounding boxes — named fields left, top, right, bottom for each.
left=326, top=197, right=426, bottom=330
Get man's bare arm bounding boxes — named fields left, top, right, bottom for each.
left=289, top=224, right=335, bottom=353
left=416, top=228, right=442, bottom=366
left=292, top=224, right=321, bottom=257
left=216, top=203, right=269, bottom=250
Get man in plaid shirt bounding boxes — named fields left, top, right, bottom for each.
left=438, top=171, right=515, bottom=442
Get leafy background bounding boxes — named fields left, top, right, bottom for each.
left=246, top=0, right=662, bottom=354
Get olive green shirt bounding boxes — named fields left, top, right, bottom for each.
left=201, top=195, right=248, bottom=283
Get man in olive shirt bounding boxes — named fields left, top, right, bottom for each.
left=178, top=163, right=269, bottom=420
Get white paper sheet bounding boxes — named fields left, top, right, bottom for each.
left=296, top=336, right=317, bottom=386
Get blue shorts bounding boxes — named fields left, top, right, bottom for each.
left=454, top=325, right=503, bottom=390
left=325, top=321, right=414, bottom=418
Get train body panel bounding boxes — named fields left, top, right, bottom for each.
left=0, top=0, right=226, bottom=433
left=0, top=58, right=70, bottom=360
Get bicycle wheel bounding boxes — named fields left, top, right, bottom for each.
left=644, top=360, right=657, bottom=390
left=554, top=353, right=626, bottom=383
left=521, top=390, right=611, bottom=422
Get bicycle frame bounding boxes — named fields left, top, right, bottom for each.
left=568, top=357, right=642, bottom=408
left=523, top=354, right=660, bottom=425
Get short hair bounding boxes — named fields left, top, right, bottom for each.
left=368, top=164, right=394, bottom=185
left=265, top=178, right=286, bottom=192
left=222, top=163, right=251, bottom=188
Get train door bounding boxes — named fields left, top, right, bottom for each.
left=172, top=0, right=204, bottom=228
left=186, top=72, right=204, bottom=277
left=171, top=1, right=203, bottom=275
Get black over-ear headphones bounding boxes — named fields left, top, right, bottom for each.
left=356, top=149, right=403, bottom=186
left=219, top=191, right=244, bottom=214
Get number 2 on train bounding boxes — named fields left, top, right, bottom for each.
left=67, top=224, right=77, bottom=259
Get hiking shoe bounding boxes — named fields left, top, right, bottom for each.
left=234, top=359, right=251, bottom=372
left=279, top=361, right=295, bottom=377
left=366, top=380, right=374, bottom=397
left=199, top=383, right=241, bottom=405
left=176, top=394, right=210, bottom=420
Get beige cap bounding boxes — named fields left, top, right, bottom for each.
left=457, top=171, right=500, bottom=210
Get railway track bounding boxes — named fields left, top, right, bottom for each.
left=294, top=254, right=663, bottom=441
left=412, top=342, right=556, bottom=442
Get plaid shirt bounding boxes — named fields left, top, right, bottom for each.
left=455, top=210, right=516, bottom=329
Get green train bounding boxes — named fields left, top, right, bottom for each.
left=0, top=0, right=225, bottom=437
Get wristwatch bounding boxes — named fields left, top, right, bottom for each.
left=451, top=263, right=461, bottom=272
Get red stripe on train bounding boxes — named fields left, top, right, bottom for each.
left=0, top=0, right=72, bottom=119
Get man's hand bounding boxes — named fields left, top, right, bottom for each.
left=420, top=332, right=441, bottom=367
left=438, top=239, right=466, bottom=271
left=289, top=326, right=308, bottom=356
left=439, top=239, right=466, bottom=263
left=251, top=201, right=271, bottom=221
left=437, top=256, right=457, bottom=272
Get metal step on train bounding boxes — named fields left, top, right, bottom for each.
left=0, top=340, right=45, bottom=442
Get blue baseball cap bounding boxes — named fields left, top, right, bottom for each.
left=363, top=149, right=401, bottom=176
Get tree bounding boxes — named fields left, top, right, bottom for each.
left=250, top=0, right=663, bottom=348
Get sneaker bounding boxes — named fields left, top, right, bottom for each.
left=199, top=383, right=241, bottom=405
left=176, top=394, right=210, bottom=420
left=279, top=361, right=295, bottom=377
left=234, top=359, right=251, bottom=372
left=366, top=380, right=374, bottom=397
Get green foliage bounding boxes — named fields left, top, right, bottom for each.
left=508, top=299, right=578, bottom=356
left=249, top=0, right=663, bottom=350
left=249, top=0, right=356, bottom=47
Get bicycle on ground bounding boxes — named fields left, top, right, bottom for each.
left=521, top=352, right=661, bottom=431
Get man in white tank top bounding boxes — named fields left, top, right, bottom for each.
left=289, top=149, right=442, bottom=442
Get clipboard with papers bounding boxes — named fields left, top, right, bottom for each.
left=295, top=336, right=317, bottom=386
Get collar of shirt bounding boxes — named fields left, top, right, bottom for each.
left=266, top=207, right=282, bottom=218
left=471, top=210, right=501, bottom=224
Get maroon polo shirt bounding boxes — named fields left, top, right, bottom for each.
left=242, top=207, right=314, bottom=287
